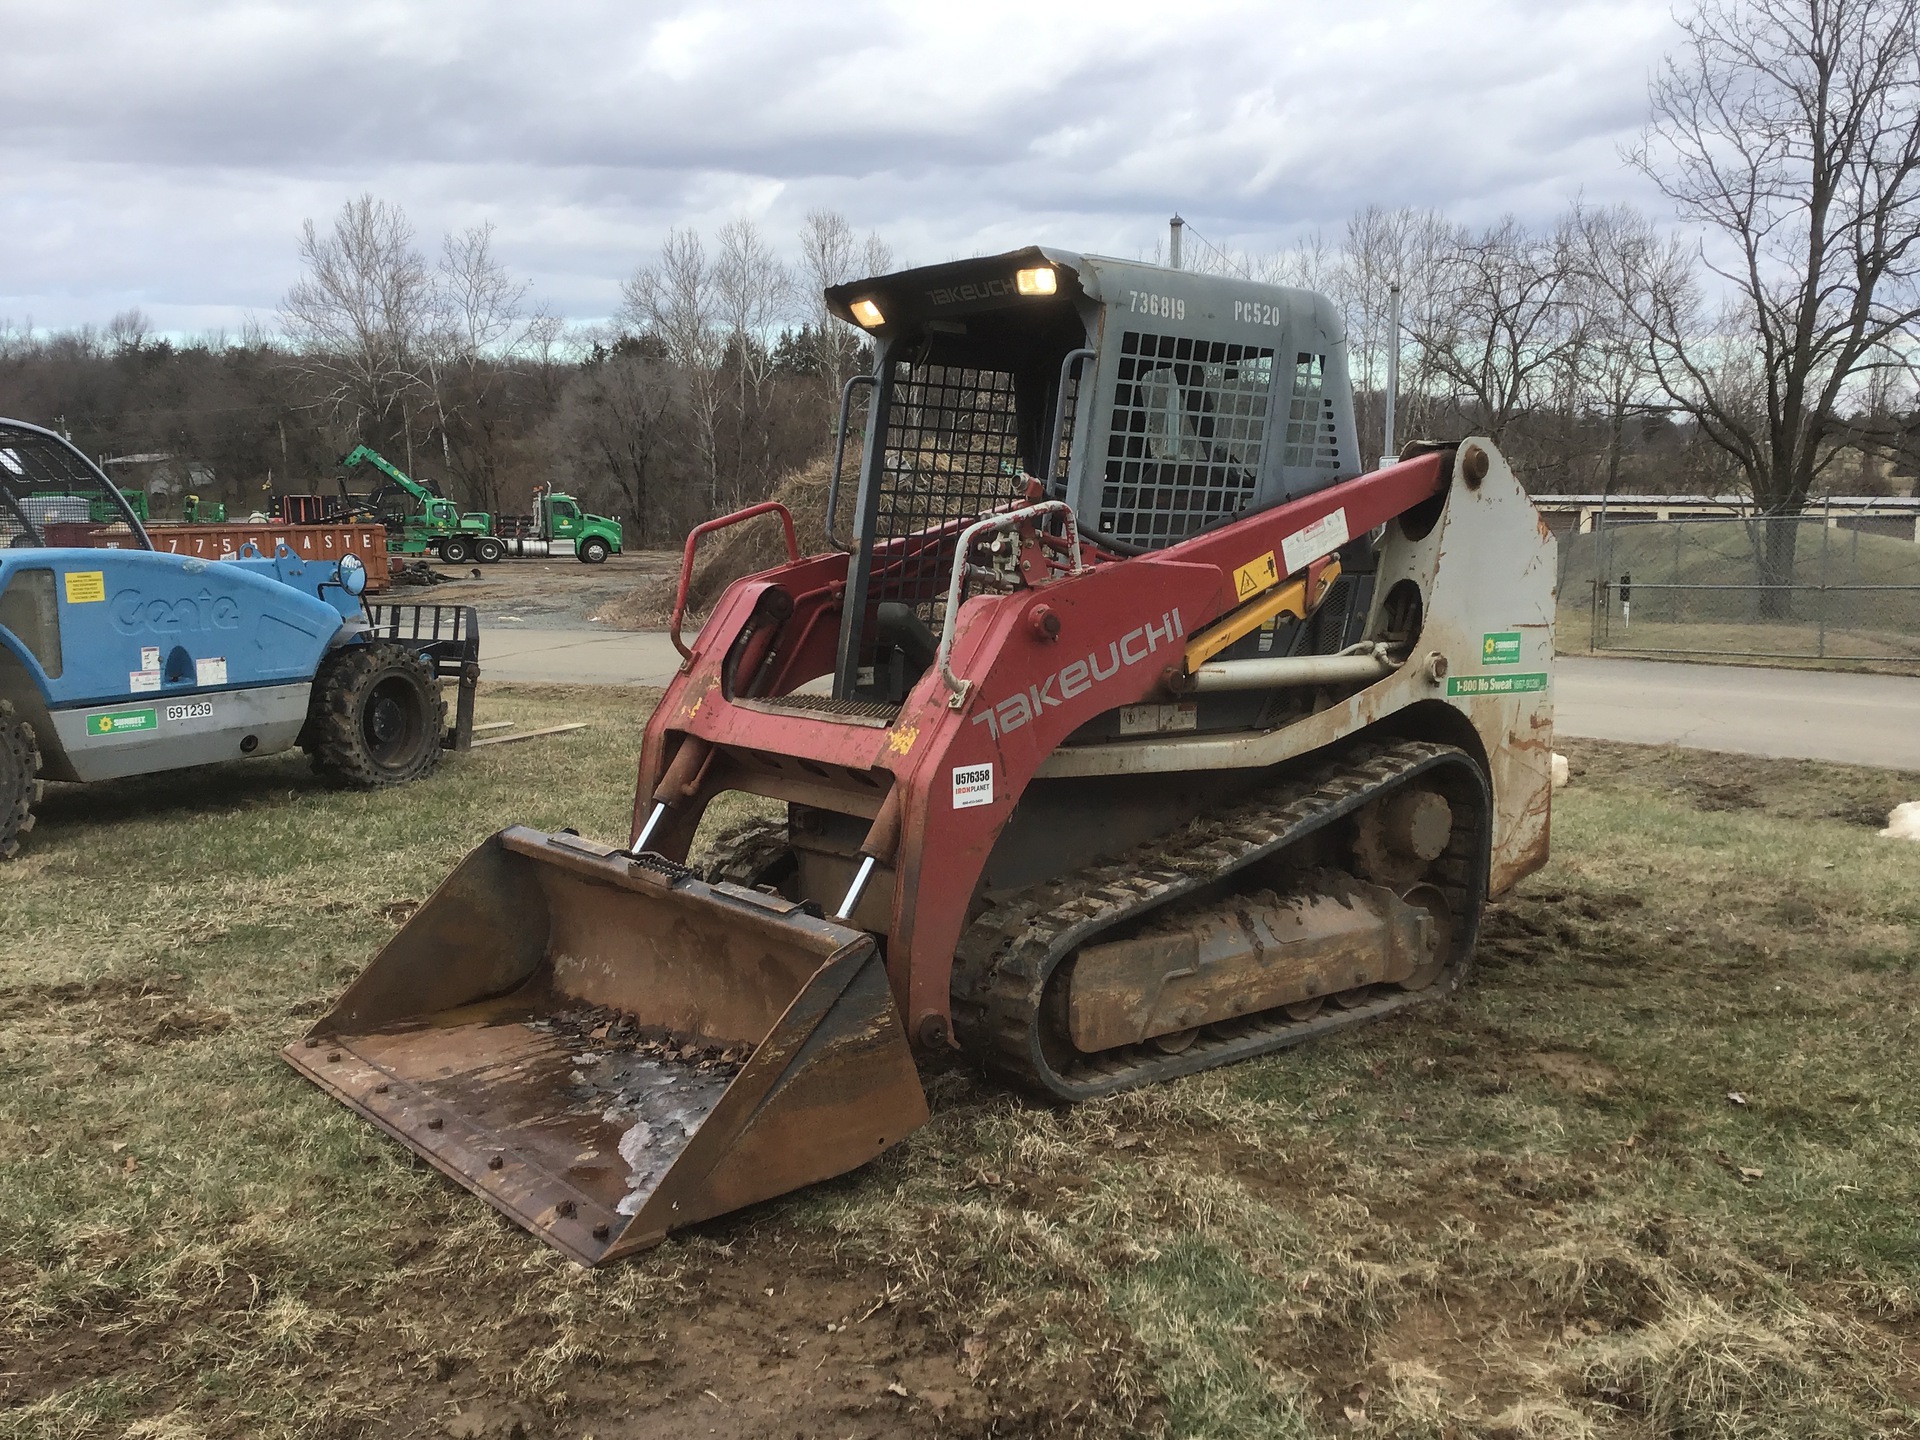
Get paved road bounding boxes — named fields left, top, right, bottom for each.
left=482, top=624, right=685, bottom=687
left=480, top=628, right=1920, bottom=770
left=1554, top=655, right=1920, bottom=770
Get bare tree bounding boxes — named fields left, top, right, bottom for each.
left=422, top=222, right=530, bottom=513
left=1571, top=204, right=1695, bottom=496
left=797, top=209, right=889, bottom=404
left=1336, top=207, right=1454, bottom=459
left=1408, top=216, right=1583, bottom=445
left=547, top=345, right=682, bottom=542
left=714, top=219, right=794, bottom=502
left=621, top=229, right=725, bottom=508
left=105, top=308, right=152, bottom=354
left=281, top=195, right=435, bottom=466
left=1626, top=0, right=1920, bottom=605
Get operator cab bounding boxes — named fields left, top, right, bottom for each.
left=0, top=421, right=154, bottom=551
left=822, top=248, right=1362, bottom=703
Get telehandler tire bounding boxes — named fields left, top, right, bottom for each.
left=0, top=699, right=43, bottom=861
left=306, top=641, right=447, bottom=788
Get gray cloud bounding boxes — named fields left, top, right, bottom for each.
left=0, top=0, right=1680, bottom=333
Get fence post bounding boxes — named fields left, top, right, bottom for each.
left=1816, top=504, right=1831, bottom=659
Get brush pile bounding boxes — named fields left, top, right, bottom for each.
left=595, top=456, right=841, bottom=629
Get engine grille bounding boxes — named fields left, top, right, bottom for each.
left=747, top=692, right=903, bottom=726
left=1099, top=331, right=1275, bottom=549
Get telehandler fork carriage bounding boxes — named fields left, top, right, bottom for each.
left=288, top=246, right=1557, bottom=1263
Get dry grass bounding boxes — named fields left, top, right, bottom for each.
left=3, top=695, right=1919, bottom=1437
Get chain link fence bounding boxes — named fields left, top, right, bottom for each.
left=1557, top=506, right=1920, bottom=668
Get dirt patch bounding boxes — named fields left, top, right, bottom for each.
left=373, top=1240, right=999, bottom=1439
left=390, top=552, right=679, bottom=632
left=7, top=1222, right=1027, bottom=1440
left=1679, top=775, right=1761, bottom=811
left=0, top=973, right=229, bottom=1044
left=1560, top=738, right=1920, bottom=826
left=595, top=458, right=838, bottom=631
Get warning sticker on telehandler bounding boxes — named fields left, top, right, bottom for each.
left=952, top=763, right=994, bottom=808
left=63, top=571, right=106, bottom=604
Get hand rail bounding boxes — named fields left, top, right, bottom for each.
left=826, top=373, right=877, bottom=550
left=670, top=501, right=801, bottom=660
left=1046, top=348, right=1095, bottom=500
left=935, top=500, right=1083, bottom=708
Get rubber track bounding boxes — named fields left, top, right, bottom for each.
left=701, top=817, right=793, bottom=887
left=949, top=739, right=1489, bottom=1101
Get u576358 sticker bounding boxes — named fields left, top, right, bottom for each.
left=951, top=763, right=993, bottom=809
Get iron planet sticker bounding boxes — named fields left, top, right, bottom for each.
left=951, top=763, right=994, bottom=809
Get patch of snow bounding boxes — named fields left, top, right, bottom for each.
left=1879, top=800, right=1920, bottom=842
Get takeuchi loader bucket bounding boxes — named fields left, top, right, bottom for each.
left=283, top=827, right=929, bottom=1265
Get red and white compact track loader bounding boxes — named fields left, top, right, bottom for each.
left=287, top=247, right=1557, bottom=1264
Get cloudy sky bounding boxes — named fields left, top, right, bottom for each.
left=1, top=0, right=1682, bottom=336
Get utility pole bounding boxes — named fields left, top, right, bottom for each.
left=1380, top=282, right=1401, bottom=468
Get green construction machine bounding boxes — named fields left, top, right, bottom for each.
left=339, top=446, right=503, bottom=564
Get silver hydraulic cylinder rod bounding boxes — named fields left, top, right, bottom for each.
left=1185, top=650, right=1398, bottom=693
left=630, top=801, right=668, bottom=856
left=835, top=854, right=879, bottom=921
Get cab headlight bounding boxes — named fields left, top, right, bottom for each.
left=337, top=553, right=368, bottom=596
left=850, top=298, right=885, bottom=328
left=1016, top=266, right=1058, bottom=296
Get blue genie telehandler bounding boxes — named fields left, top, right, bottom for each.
left=0, top=417, right=478, bottom=859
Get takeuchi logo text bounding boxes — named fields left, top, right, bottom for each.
left=972, top=609, right=1184, bottom=740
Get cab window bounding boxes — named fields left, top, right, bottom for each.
left=0, top=567, right=62, bottom=678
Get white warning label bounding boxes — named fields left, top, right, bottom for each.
left=1281, top=507, right=1349, bottom=575
left=951, top=763, right=994, bottom=809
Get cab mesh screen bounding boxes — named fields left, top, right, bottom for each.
left=1282, top=353, right=1343, bottom=470
left=875, top=363, right=1027, bottom=606
left=1099, top=332, right=1275, bottom=549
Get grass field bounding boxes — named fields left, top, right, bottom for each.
left=4, top=685, right=1919, bottom=1438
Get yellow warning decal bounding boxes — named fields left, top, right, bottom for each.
left=64, top=571, right=106, bottom=604
left=1232, top=551, right=1279, bottom=600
